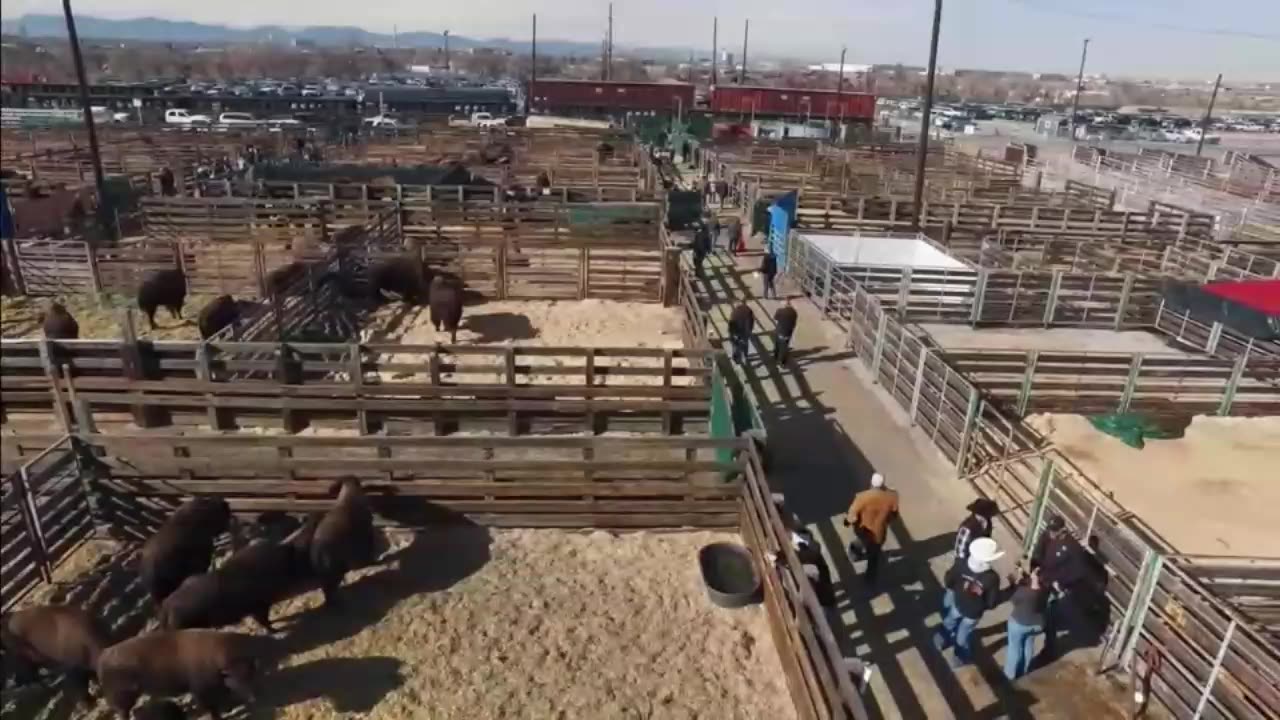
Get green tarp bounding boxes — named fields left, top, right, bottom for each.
left=1088, top=413, right=1186, bottom=449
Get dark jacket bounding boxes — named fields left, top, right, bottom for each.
left=761, top=253, right=778, bottom=278
left=945, top=563, right=1001, bottom=620
left=774, top=306, right=798, bottom=337
left=729, top=304, right=755, bottom=340
left=953, top=515, right=993, bottom=564
left=1032, top=532, right=1090, bottom=590
left=1010, top=583, right=1051, bottom=627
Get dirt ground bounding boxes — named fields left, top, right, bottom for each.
left=917, top=324, right=1187, bottom=355
left=0, top=293, right=223, bottom=341
left=359, top=299, right=693, bottom=386
left=5, top=529, right=794, bottom=720
left=1027, top=413, right=1280, bottom=555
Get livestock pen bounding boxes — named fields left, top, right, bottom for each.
left=0, top=431, right=867, bottom=719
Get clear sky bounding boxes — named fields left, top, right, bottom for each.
left=4, top=0, right=1279, bottom=81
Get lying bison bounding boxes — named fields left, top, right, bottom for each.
left=160, top=514, right=320, bottom=633
left=196, top=295, right=243, bottom=340
left=1, top=604, right=109, bottom=704
left=428, top=274, right=465, bottom=344
left=139, top=498, right=236, bottom=606
left=368, top=257, right=432, bottom=306
left=137, top=269, right=187, bottom=330
left=96, top=630, right=272, bottom=720
left=42, top=302, right=80, bottom=339
left=311, top=478, right=377, bottom=608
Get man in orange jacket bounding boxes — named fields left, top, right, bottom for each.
left=844, top=473, right=899, bottom=586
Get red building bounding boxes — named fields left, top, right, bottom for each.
left=530, top=79, right=695, bottom=116
left=710, top=86, right=875, bottom=121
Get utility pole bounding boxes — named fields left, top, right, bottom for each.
left=834, top=46, right=847, bottom=141
left=443, top=30, right=450, bottom=71
left=740, top=20, right=749, bottom=84
left=1197, top=73, right=1223, bottom=157
left=606, top=3, right=614, bottom=81
left=911, top=0, right=943, bottom=231
left=711, top=17, right=718, bottom=86
left=61, top=0, right=112, bottom=241
left=1069, top=38, right=1090, bottom=141
left=530, top=14, right=537, bottom=114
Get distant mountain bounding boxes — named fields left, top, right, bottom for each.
left=0, top=13, right=629, bottom=57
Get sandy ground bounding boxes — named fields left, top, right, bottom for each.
left=1, top=294, right=223, bottom=341
left=918, top=324, right=1187, bottom=355
left=359, top=299, right=693, bottom=386
left=5, top=529, right=794, bottom=720
left=1027, top=413, right=1280, bottom=555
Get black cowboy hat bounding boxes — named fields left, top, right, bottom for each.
left=966, top=498, right=999, bottom=518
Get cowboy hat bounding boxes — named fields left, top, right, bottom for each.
left=966, top=498, right=999, bottom=518
left=968, top=537, right=1004, bottom=564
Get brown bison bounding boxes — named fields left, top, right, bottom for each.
left=368, top=257, right=432, bottom=306
left=96, top=630, right=272, bottom=720
left=42, top=302, right=80, bottom=339
left=428, top=274, right=465, bottom=344
left=264, top=261, right=306, bottom=297
left=137, top=269, right=188, bottom=330
left=160, top=514, right=321, bottom=633
left=196, top=295, right=243, bottom=340
left=310, top=477, right=376, bottom=608
left=139, top=498, right=236, bottom=606
left=1, top=604, right=109, bottom=704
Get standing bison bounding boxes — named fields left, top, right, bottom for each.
left=41, top=302, right=80, bottom=339
left=310, top=477, right=377, bottom=609
left=96, top=630, right=272, bottom=720
left=160, top=514, right=321, bottom=633
left=1, top=604, right=109, bottom=705
left=138, top=498, right=236, bottom=606
left=196, top=295, right=243, bottom=340
left=137, top=269, right=188, bottom=330
left=428, top=274, right=465, bottom=344
left=368, top=257, right=432, bottom=306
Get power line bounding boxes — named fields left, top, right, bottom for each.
left=1006, top=0, right=1280, bottom=41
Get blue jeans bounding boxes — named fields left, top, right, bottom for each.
left=731, top=336, right=749, bottom=364
left=934, top=607, right=979, bottom=665
left=773, top=331, right=793, bottom=363
left=1004, top=618, right=1044, bottom=680
left=763, top=275, right=777, bottom=298
left=942, top=588, right=955, bottom=615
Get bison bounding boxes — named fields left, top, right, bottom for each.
left=96, top=630, right=272, bottom=720
left=159, top=514, right=321, bottom=633
left=264, top=261, right=306, bottom=298
left=137, top=269, right=187, bottom=330
left=428, top=274, right=465, bottom=344
left=42, top=302, right=79, bottom=340
left=310, top=477, right=376, bottom=609
left=138, top=498, right=236, bottom=606
left=196, top=295, right=243, bottom=340
left=1, top=604, right=109, bottom=704
left=368, top=257, right=432, bottom=306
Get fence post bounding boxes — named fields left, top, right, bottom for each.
left=908, top=350, right=929, bottom=425
left=1118, top=354, right=1144, bottom=414
left=954, top=388, right=981, bottom=473
left=895, top=267, right=913, bottom=319
left=969, top=268, right=988, bottom=326
left=821, top=258, right=835, bottom=314
left=1217, top=355, right=1246, bottom=416
left=14, top=465, right=53, bottom=583
left=1192, top=619, right=1238, bottom=720
left=1114, top=273, right=1135, bottom=330
left=1042, top=270, right=1063, bottom=327
left=1206, top=321, right=1223, bottom=355
left=868, top=313, right=889, bottom=382
left=2, top=237, right=28, bottom=296
left=86, top=245, right=103, bottom=300
left=1022, top=459, right=1056, bottom=559
left=1015, top=350, right=1039, bottom=417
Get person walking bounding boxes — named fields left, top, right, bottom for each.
left=1004, top=567, right=1050, bottom=680
left=728, top=301, right=755, bottom=365
left=760, top=250, right=779, bottom=299
left=934, top=537, right=1004, bottom=667
left=1031, top=515, right=1090, bottom=658
left=843, top=473, right=899, bottom=587
left=773, top=299, right=798, bottom=364
left=691, top=222, right=710, bottom=280
left=710, top=216, right=722, bottom=252
left=943, top=498, right=1000, bottom=615
left=716, top=179, right=729, bottom=208
left=727, top=216, right=743, bottom=256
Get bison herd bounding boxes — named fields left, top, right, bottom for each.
left=38, top=255, right=469, bottom=345
left=1, top=477, right=381, bottom=719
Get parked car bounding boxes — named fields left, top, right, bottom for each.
left=362, top=113, right=400, bottom=129
left=218, top=112, right=260, bottom=127
left=266, top=116, right=303, bottom=130
left=164, top=108, right=212, bottom=125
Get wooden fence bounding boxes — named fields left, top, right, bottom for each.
left=0, top=338, right=716, bottom=437
left=834, top=282, right=1280, bottom=720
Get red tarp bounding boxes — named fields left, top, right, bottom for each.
left=1202, top=280, right=1280, bottom=315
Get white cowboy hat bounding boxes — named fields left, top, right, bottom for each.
left=968, top=537, right=1004, bottom=564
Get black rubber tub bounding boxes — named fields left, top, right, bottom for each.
left=698, top=542, right=762, bottom=609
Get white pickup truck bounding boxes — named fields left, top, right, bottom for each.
left=165, top=108, right=212, bottom=125
left=450, top=112, right=507, bottom=128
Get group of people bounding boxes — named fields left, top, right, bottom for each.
left=842, top=478, right=1097, bottom=681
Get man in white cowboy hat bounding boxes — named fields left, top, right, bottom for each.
left=942, top=498, right=1000, bottom=616
left=934, top=537, right=1004, bottom=667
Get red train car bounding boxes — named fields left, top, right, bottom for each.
left=710, top=86, right=875, bottom=120
left=531, top=79, right=695, bottom=115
